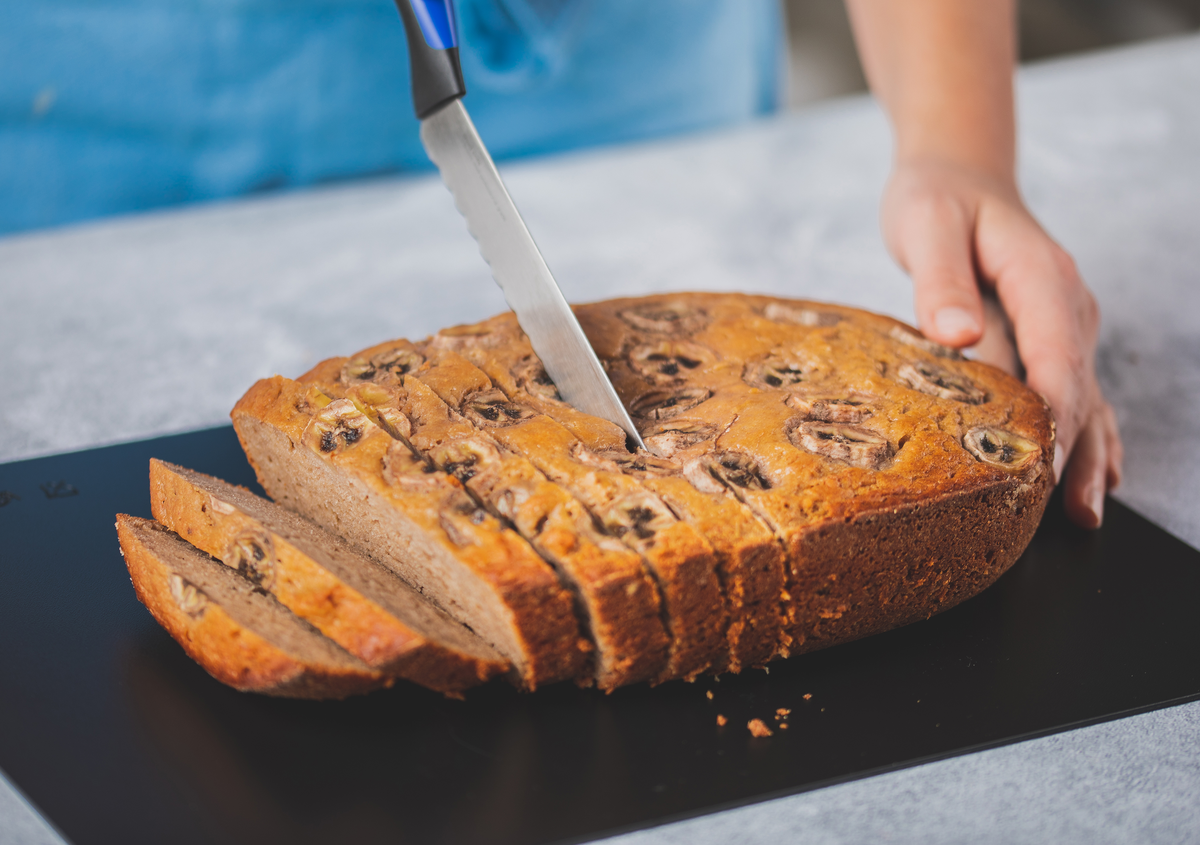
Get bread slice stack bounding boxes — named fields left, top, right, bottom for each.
left=118, top=294, right=1054, bottom=698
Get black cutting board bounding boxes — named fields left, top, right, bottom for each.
left=1, top=426, right=1198, bottom=845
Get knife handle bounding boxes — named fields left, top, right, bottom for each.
left=395, top=0, right=467, bottom=119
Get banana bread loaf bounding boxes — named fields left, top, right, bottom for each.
left=129, top=292, right=1053, bottom=699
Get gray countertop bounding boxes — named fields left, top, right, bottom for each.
left=2, top=34, right=1199, bottom=845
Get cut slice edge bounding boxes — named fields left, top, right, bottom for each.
left=148, top=459, right=510, bottom=694
left=116, top=514, right=386, bottom=699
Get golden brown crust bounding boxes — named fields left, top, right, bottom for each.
left=573, top=292, right=1054, bottom=650
left=230, top=376, right=586, bottom=689
left=148, top=459, right=509, bottom=694
left=117, top=515, right=385, bottom=699
left=786, top=479, right=1049, bottom=652
left=300, top=352, right=669, bottom=689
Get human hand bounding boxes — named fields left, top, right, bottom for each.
left=880, top=158, right=1122, bottom=527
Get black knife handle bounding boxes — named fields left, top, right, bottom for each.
left=394, top=0, right=466, bottom=119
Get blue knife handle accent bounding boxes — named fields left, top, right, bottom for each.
left=408, top=0, right=457, bottom=49
left=395, top=0, right=466, bottom=119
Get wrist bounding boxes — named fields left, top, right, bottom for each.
left=890, top=153, right=1020, bottom=202
left=847, top=0, right=1020, bottom=197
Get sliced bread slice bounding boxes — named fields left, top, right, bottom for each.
left=148, top=459, right=509, bottom=694
left=116, top=514, right=385, bottom=699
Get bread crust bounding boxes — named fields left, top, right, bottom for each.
left=149, top=460, right=509, bottom=694
left=117, top=515, right=385, bottom=699
left=231, top=376, right=586, bottom=689
left=572, top=293, right=1055, bottom=651
left=786, top=477, right=1049, bottom=651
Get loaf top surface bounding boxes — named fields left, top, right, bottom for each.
left=366, top=293, right=1056, bottom=531
left=584, top=293, right=1053, bottom=520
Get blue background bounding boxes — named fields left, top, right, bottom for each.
left=0, top=0, right=782, bottom=235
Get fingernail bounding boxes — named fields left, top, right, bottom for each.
left=1052, top=445, right=1065, bottom=484
left=933, top=307, right=980, bottom=342
left=1089, top=482, right=1105, bottom=526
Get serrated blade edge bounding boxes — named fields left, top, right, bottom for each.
left=420, top=100, right=645, bottom=449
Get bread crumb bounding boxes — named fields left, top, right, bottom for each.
left=748, top=719, right=773, bottom=738
left=706, top=690, right=713, bottom=700
left=780, top=723, right=789, bottom=730
left=803, top=693, right=812, bottom=701
left=716, top=714, right=727, bottom=726
left=776, top=707, right=791, bottom=717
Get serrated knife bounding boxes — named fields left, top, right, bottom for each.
left=394, top=0, right=646, bottom=450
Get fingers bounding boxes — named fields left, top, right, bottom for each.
left=968, top=289, right=1021, bottom=376
left=979, top=212, right=1098, bottom=482
left=883, top=161, right=1119, bottom=530
left=1013, top=326, right=1088, bottom=484
left=1103, top=401, right=1123, bottom=491
left=1063, top=401, right=1122, bottom=528
left=884, top=179, right=985, bottom=348
left=982, top=219, right=1123, bottom=528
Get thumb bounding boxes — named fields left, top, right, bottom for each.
left=888, top=191, right=985, bottom=348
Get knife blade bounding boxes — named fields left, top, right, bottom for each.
left=395, top=0, right=646, bottom=449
